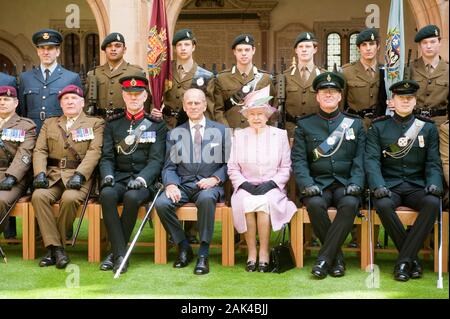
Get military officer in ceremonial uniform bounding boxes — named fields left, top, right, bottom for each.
left=284, top=32, right=325, bottom=138
left=151, top=29, right=215, bottom=129
left=410, top=25, right=448, bottom=126
left=32, top=85, right=104, bottom=269
left=98, top=75, right=166, bottom=274
left=214, top=34, right=275, bottom=128
left=291, top=72, right=365, bottom=279
left=0, top=72, right=16, bottom=88
left=342, top=28, right=387, bottom=127
left=18, top=29, right=82, bottom=132
left=365, top=80, right=443, bottom=281
left=84, top=32, right=149, bottom=117
left=0, top=86, right=36, bottom=238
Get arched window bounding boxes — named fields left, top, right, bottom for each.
left=326, top=33, right=341, bottom=71
left=85, top=33, right=100, bottom=70
left=64, top=33, right=80, bottom=72
left=349, top=32, right=360, bottom=63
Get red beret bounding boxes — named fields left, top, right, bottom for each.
left=58, top=85, right=84, bottom=100
left=0, top=86, right=17, bottom=98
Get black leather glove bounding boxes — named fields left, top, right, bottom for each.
left=303, top=184, right=321, bottom=197
left=66, top=172, right=86, bottom=190
left=230, top=90, right=245, bottom=105
left=425, top=184, right=443, bottom=197
left=0, top=175, right=17, bottom=191
left=33, top=172, right=49, bottom=189
left=239, top=181, right=258, bottom=195
left=374, top=186, right=391, bottom=199
left=127, top=178, right=146, bottom=190
left=101, top=176, right=115, bottom=188
left=345, top=184, right=362, bottom=196
left=255, top=180, right=278, bottom=195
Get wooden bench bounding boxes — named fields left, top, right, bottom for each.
left=369, top=206, right=449, bottom=273
left=0, top=195, right=30, bottom=259
left=154, top=203, right=234, bottom=266
left=28, top=200, right=97, bottom=262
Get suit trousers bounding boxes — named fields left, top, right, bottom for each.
left=32, top=179, right=90, bottom=248
left=373, top=181, right=439, bottom=265
left=155, top=182, right=222, bottom=245
left=302, top=184, right=360, bottom=264
left=99, top=181, right=151, bottom=257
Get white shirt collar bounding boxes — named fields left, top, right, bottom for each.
left=0, top=114, right=14, bottom=127
left=189, top=116, right=206, bottom=131
left=41, top=62, right=58, bottom=77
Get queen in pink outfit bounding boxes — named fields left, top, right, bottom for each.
left=227, top=85, right=297, bottom=272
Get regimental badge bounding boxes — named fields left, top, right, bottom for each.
left=398, top=137, right=409, bottom=147
left=196, top=77, right=205, bottom=87
left=306, top=33, right=311, bottom=40
left=345, top=128, right=355, bottom=140
left=125, top=135, right=136, bottom=146
left=43, top=33, right=50, bottom=40
left=139, top=131, right=156, bottom=143
left=242, top=85, right=250, bottom=94
left=186, top=31, right=190, bottom=38
left=21, top=155, right=31, bottom=165
left=6, top=89, right=11, bottom=96
left=404, top=82, right=410, bottom=88
left=71, top=127, right=94, bottom=142
left=117, top=34, right=121, bottom=41
left=1, top=128, right=26, bottom=142
left=418, top=135, right=425, bottom=148
left=130, top=78, right=137, bottom=86
left=327, top=136, right=337, bottom=145
left=371, top=33, right=375, bottom=41
left=327, top=74, right=331, bottom=82
left=435, top=29, right=439, bottom=36
left=245, top=36, right=250, bottom=43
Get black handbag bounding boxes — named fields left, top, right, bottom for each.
left=269, top=224, right=296, bottom=273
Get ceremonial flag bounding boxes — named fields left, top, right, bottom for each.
left=147, top=0, right=172, bottom=110
left=384, top=0, right=405, bottom=114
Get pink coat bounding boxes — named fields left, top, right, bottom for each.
left=228, top=126, right=297, bottom=233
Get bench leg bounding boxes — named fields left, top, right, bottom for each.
left=154, top=212, right=166, bottom=264
left=21, top=205, right=29, bottom=260
left=28, top=205, right=36, bottom=260
left=220, top=208, right=228, bottom=266
left=435, top=211, right=449, bottom=273
left=360, top=215, right=369, bottom=270
left=227, top=207, right=235, bottom=266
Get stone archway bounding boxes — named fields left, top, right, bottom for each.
left=86, top=0, right=110, bottom=64
left=0, top=30, right=37, bottom=71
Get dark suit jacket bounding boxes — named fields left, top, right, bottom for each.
left=162, top=118, right=229, bottom=187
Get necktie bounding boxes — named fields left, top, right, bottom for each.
left=193, top=124, right=202, bottom=162
left=44, top=69, right=50, bottom=82
left=66, top=118, right=74, bottom=131
left=242, top=73, right=248, bottom=80
left=300, top=66, right=307, bottom=82
left=178, top=65, right=185, bottom=80
left=426, top=64, right=434, bottom=74
left=367, top=67, right=375, bottom=79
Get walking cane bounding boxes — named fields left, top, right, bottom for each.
left=114, top=183, right=164, bottom=279
left=0, top=245, right=7, bottom=264
left=71, top=173, right=96, bottom=247
left=437, top=196, right=443, bottom=289
left=0, top=196, right=20, bottom=227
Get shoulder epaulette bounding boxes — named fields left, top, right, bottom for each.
left=415, top=115, right=435, bottom=123
left=372, top=115, right=390, bottom=123
left=128, top=63, right=144, bottom=70
left=106, top=112, right=125, bottom=122
left=342, top=111, right=361, bottom=119
left=19, top=117, right=37, bottom=126
left=258, top=69, right=270, bottom=74
left=297, top=113, right=315, bottom=121
left=342, top=62, right=355, bottom=69
left=218, top=68, right=232, bottom=75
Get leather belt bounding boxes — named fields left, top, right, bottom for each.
left=95, top=108, right=124, bottom=117
left=414, top=107, right=447, bottom=118
left=47, top=157, right=79, bottom=169
left=347, top=108, right=376, bottom=119
left=0, top=159, right=10, bottom=168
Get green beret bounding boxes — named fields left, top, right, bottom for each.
left=312, top=72, right=346, bottom=91
left=172, top=28, right=196, bottom=46
left=231, top=34, right=255, bottom=49
left=415, top=24, right=440, bottom=42
left=389, top=80, right=420, bottom=96
left=119, top=75, right=148, bottom=92
left=356, top=28, right=379, bottom=46
left=294, top=32, right=317, bottom=48
left=32, top=29, right=63, bottom=47
left=101, top=32, right=125, bottom=51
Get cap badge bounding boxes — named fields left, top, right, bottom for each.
left=306, top=33, right=311, bottom=40
left=117, top=34, right=121, bottom=41
left=130, top=79, right=137, bottom=86
left=43, top=33, right=50, bottom=40
left=404, top=83, right=410, bottom=88
left=6, top=89, right=11, bottom=96
left=326, top=74, right=331, bottom=82
left=245, top=36, right=250, bottom=43
left=186, top=31, right=190, bottom=38
left=435, top=29, right=439, bottom=36
left=371, top=33, right=375, bottom=41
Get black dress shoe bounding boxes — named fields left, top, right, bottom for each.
left=100, top=253, right=114, bottom=271
left=394, top=262, right=410, bottom=282
left=258, top=262, right=270, bottom=273
left=39, top=252, right=56, bottom=267
left=330, top=259, right=346, bottom=277
left=173, top=246, right=193, bottom=268
left=55, top=247, right=70, bottom=269
left=410, top=260, right=423, bottom=279
left=194, top=255, right=209, bottom=275
left=245, top=260, right=257, bottom=272
left=311, top=260, right=329, bottom=279
left=113, top=256, right=128, bottom=274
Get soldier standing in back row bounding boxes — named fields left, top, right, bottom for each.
left=284, top=32, right=325, bottom=138
left=84, top=32, right=149, bottom=118
left=214, top=34, right=275, bottom=129
left=18, top=29, right=82, bottom=133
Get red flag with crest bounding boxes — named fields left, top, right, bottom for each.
left=147, top=0, right=172, bottom=110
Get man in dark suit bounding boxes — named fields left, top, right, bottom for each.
left=155, top=88, right=229, bottom=275
left=98, top=75, right=167, bottom=274
left=18, top=29, right=82, bottom=132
